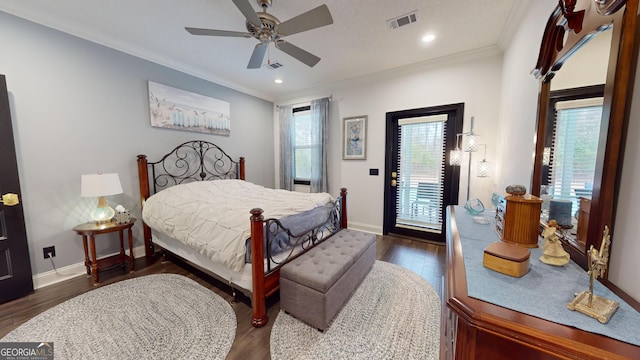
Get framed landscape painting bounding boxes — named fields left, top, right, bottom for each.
left=343, top=116, right=367, bottom=160
left=148, top=81, right=231, bottom=136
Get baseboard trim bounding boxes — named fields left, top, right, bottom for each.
left=347, top=221, right=382, bottom=235
left=32, top=245, right=147, bottom=289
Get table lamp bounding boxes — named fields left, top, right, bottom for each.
left=81, top=173, right=123, bottom=223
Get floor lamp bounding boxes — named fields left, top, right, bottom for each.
left=450, top=117, right=487, bottom=201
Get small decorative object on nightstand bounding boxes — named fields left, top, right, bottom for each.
left=113, top=204, right=131, bottom=224
left=73, top=218, right=136, bottom=285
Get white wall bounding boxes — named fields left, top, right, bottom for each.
left=275, top=50, right=503, bottom=233
left=0, top=11, right=274, bottom=278
left=495, top=0, right=557, bottom=191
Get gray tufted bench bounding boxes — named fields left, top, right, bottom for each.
left=279, top=228, right=376, bottom=330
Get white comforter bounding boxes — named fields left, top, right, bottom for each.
left=142, top=180, right=333, bottom=272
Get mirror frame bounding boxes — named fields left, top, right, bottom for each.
left=531, top=0, right=638, bottom=271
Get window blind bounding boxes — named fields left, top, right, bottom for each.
left=396, top=115, right=447, bottom=231
left=292, top=107, right=314, bottom=181
left=548, top=97, right=603, bottom=210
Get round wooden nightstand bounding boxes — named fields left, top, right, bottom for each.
left=73, top=218, right=136, bottom=285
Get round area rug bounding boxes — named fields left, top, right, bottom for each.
left=1, top=274, right=236, bottom=360
left=270, top=261, right=441, bottom=360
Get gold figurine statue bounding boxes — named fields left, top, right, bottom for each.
left=540, top=220, right=570, bottom=266
left=567, top=226, right=619, bottom=323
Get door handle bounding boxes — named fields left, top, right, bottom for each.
left=1, top=193, right=19, bottom=206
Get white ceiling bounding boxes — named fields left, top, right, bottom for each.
left=0, top=0, right=524, bottom=101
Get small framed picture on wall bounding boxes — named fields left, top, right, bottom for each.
left=343, top=115, right=367, bottom=160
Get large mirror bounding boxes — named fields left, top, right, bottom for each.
left=531, top=0, right=637, bottom=271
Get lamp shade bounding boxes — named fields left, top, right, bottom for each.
left=450, top=133, right=463, bottom=166
left=477, top=144, right=489, bottom=177
left=450, top=148, right=463, bottom=166
left=463, top=133, right=479, bottom=152
left=81, top=173, right=122, bottom=223
left=478, top=159, right=490, bottom=177
left=81, top=173, right=123, bottom=197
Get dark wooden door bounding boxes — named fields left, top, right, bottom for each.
left=0, top=74, right=34, bottom=303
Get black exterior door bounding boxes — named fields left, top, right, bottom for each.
left=383, top=103, right=463, bottom=242
left=0, top=74, right=34, bottom=303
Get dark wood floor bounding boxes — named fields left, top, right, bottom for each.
left=0, top=234, right=445, bottom=359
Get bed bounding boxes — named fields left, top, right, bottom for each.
left=136, top=140, right=347, bottom=327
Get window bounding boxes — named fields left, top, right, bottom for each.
left=280, top=98, right=329, bottom=192
left=548, top=97, right=603, bottom=210
left=292, top=105, right=313, bottom=184
left=396, top=114, right=447, bottom=232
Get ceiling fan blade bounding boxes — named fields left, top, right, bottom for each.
left=277, top=4, right=333, bottom=36
left=185, top=27, right=250, bottom=38
left=248, top=43, right=268, bottom=69
left=276, top=41, right=321, bottom=67
left=232, top=0, right=262, bottom=28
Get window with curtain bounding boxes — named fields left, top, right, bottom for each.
left=548, top=97, right=603, bottom=210
left=396, top=115, right=447, bottom=232
left=292, top=106, right=313, bottom=184
left=279, top=97, right=329, bottom=192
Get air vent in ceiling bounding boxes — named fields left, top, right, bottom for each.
left=264, top=62, right=283, bottom=70
left=387, top=11, right=418, bottom=30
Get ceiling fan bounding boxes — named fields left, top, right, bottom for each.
left=186, top=0, right=333, bottom=69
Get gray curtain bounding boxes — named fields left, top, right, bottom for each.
left=279, top=104, right=294, bottom=190
left=310, top=97, right=329, bottom=193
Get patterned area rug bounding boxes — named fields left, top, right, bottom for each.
left=1, top=274, right=236, bottom=360
left=270, top=261, right=441, bottom=360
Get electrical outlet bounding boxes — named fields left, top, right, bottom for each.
left=43, top=246, right=56, bottom=259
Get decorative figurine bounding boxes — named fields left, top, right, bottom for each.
left=567, top=226, right=619, bottom=323
left=539, top=220, right=570, bottom=266
left=113, top=204, right=132, bottom=224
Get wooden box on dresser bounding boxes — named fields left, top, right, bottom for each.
left=441, top=206, right=640, bottom=360
left=495, top=193, right=542, bottom=248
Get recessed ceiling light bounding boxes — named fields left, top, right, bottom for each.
left=274, top=79, right=283, bottom=84
left=422, top=34, right=436, bottom=43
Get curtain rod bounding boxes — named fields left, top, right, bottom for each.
left=276, top=95, right=333, bottom=111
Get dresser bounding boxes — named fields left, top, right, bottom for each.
left=442, top=206, right=640, bottom=360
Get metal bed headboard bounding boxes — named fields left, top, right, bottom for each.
left=140, top=140, right=245, bottom=195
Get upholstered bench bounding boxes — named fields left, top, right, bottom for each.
left=279, top=228, right=376, bottom=330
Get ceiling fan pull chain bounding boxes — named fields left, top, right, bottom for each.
left=267, top=44, right=271, bottom=65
